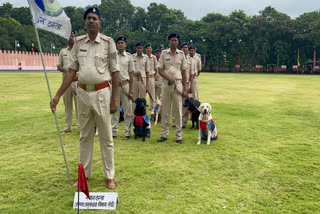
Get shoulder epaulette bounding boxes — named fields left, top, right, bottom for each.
left=100, top=34, right=113, bottom=42
left=76, top=34, right=87, bottom=41
left=126, top=52, right=132, bottom=56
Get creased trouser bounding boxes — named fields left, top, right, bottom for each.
left=132, top=78, right=146, bottom=110
left=160, top=81, right=183, bottom=140
left=77, top=87, right=114, bottom=179
left=182, top=82, right=191, bottom=126
left=192, top=76, right=199, bottom=100
left=148, top=77, right=155, bottom=109
left=63, top=81, right=78, bottom=131
left=111, top=83, right=132, bottom=137
left=155, top=79, right=162, bottom=102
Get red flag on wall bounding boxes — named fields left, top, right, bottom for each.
left=313, top=50, right=316, bottom=71
left=78, top=163, right=90, bottom=199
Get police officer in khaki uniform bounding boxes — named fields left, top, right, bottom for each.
left=57, top=31, right=79, bottom=133
left=132, top=41, right=149, bottom=110
left=154, top=49, right=162, bottom=102
left=157, top=33, right=188, bottom=144
left=145, top=43, right=157, bottom=110
left=180, top=42, right=195, bottom=128
left=189, top=44, right=202, bottom=100
left=111, top=35, right=134, bottom=140
left=50, top=7, right=119, bottom=190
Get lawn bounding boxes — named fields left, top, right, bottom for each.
left=0, top=72, right=319, bottom=213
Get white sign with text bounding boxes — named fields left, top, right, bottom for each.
left=73, top=192, right=118, bottom=210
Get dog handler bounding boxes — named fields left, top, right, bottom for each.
left=132, top=41, right=149, bottom=110
left=111, top=35, right=135, bottom=140
left=180, top=42, right=195, bottom=128
left=57, top=31, right=79, bottom=133
left=189, top=44, right=201, bottom=100
left=50, top=7, right=119, bottom=189
left=157, top=33, right=188, bottom=144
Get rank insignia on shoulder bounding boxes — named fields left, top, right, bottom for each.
left=80, top=49, right=87, bottom=52
left=111, top=51, right=117, bottom=59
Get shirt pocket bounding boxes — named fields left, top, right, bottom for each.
left=94, top=52, right=108, bottom=74
left=77, top=52, right=87, bottom=66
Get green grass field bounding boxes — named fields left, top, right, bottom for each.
left=0, top=72, right=319, bottom=213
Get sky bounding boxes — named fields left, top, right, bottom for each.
left=2, top=0, right=320, bottom=20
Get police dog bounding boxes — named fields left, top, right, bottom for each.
left=133, top=98, right=151, bottom=141
left=198, top=103, right=218, bottom=145
left=183, top=97, right=200, bottom=129
left=151, top=99, right=162, bottom=125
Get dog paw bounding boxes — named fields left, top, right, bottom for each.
left=197, top=142, right=201, bottom=145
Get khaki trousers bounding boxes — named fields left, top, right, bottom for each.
left=182, top=82, right=192, bottom=126
left=148, top=76, right=155, bottom=109
left=111, top=83, right=131, bottom=137
left=63, top=81, right=78, bottom=131
left=155, top=78, right=162, bottom=102
left=77, top=87, right=114, bottom=179
left=132, top=78, right=146, bottom=110
left=161, top=81, right=183, bottom=140
left=192, top=76, right=199, bottom=100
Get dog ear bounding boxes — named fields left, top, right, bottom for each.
left=141, top=98, right=146, bottom=106
left=208, top=103, right=212, bottom=112
left=135, top=98, right=139, bottom=104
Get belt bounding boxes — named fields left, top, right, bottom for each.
left=149, top=74, right=155, bottom=78
left=79, top=82, right=109, bottom=92
left=134, top=77, right=146, bottom=81
left=73, top=77, right=78, bottom=82
left=120, top=80, right=129, bottom=87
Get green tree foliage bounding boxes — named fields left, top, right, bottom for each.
left=0, top=2, right=319, bottom=65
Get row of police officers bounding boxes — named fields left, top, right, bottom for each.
left=52, top=7, right=201, bottom=189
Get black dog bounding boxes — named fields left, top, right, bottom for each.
left=183, top=97, right=201, bottom=129
left=133, top=98, right=151, bottom=141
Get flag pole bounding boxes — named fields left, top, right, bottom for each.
left=33, top=25, right=72, bottom=186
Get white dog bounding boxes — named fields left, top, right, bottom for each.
left=151, top=100, right=162, bottom=125
left=198, top=103, right=218, bottom=145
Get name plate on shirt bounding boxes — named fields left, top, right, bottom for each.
left=73, top=192, right=118, bottom=210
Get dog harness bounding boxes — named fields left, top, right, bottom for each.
left=120, top=105, right=123, bottom=113
left=200, top=119, right=218, bottom=140
left=133, top=115, right=151, bottom=136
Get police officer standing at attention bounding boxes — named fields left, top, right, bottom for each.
left=111, top=35, right=134, bottom=140
left=145, top=43, right=157, bottom=110
left=154, top=49, right=162, bottom=103
left=189, top=44, right=202, bottom=100
left=180, top=42, right=195, bottom=129
left=50, top=7, right=119, bottom=190
left=157, top=33, right=187, bottom=144
left=57, top=31, right=79, bottom=133
left=132, top=41, right=149, bottom=109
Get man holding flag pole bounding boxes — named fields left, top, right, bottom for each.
left=51, top=6, right=120, bottom=190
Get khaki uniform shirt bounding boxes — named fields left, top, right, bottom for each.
left=69, top=33, right=119, bottom=84
left=118, top=51, right=135, bottom=82
left=194, top=53, right=202, bottom=75
left=186, top=55, right=195, bottom=82
left=57, top=47, right=78, bottom=78
left=155, top=58, right=162, bottom=81
left=147, top=54, right=157, bottom=76
left=132, top=53, right=149, bottom=78
left=157, top=49, right=187, bottom=80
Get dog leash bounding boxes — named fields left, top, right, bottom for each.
left=119, top=83, right=134, bottom=102
left=139, top=75, right=157, bottom=103
left=172, top=80, right=200, bottom=111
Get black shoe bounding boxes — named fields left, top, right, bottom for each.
left=176, top=140, right=183, bottom=144
left=124, top=136, right=130, bottom=140
left=113, top=136, right=117, bottom=138
left=182, top=125, right=186, bottom=129
left=157, top=137, right=167, bottom=142
left=172, top=125, right=176, bottom=128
